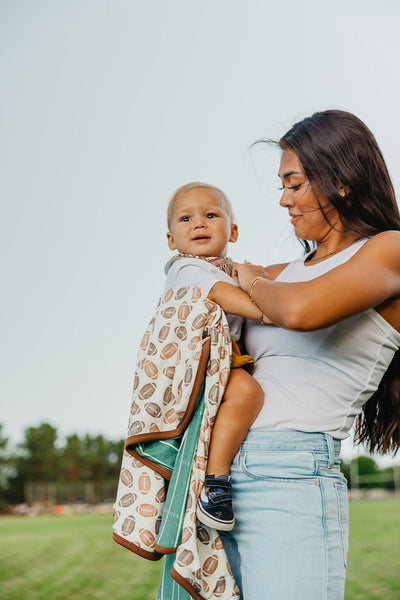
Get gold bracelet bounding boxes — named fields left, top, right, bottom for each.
left=259, top=312, right=265, bottom=324
left=249, top=276, right=263, bottom=303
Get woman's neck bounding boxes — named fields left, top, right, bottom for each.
left=306, top=234, right=362, bottom=264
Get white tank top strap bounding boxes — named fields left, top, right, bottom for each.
left=277, top=237, right=369, bottom=282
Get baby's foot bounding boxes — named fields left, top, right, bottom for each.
left=197, top=474, right=234, bottom=531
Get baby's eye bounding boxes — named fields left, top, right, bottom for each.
left=180, top=216, right=191, bottom=222
left=206, top=213, right=217, bottom=219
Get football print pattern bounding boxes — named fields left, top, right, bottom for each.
left=113, top=287, right=239, bottom=599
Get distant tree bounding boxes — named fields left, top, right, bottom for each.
left=17, top=423, right=59, bottom=483
left=2, top=421, right=127, bottom=507
left=380, top=466, right=396, bottom=491
left=356, top=455, right=379, bottom=474
left=80, top=434, right=122, bottom=502
left=347, top=455, right=382, bottom=489
left=0, top=424, right=8, bottom=469
left=340, top=460, right=350, bottom=486
left=108, top=438, right=125, bottom=478
left=0, top=425, right=10, bottom=510
left=60, top=434, right=83, bottom=482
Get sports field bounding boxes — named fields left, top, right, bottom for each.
left=1, top=498, right=399, bottom=600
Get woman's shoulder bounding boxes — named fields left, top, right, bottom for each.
left=264, top=263, right=290, bottom=280
left=365, top=230, right=400, bottom=244
left=356, top=231, right=400, bottom=263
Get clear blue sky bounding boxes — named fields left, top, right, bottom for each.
left=1, top=0, right=400, bottom=465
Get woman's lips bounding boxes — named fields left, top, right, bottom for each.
left=290, top=215, right=301, bottom=225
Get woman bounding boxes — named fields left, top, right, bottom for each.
left=222, top=110, right=400, bottom=599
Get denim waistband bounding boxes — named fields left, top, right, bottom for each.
left=241, top=430, right=341, bottom=466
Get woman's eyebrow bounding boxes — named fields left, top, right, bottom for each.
left=278, top=170, right=303, bottom=179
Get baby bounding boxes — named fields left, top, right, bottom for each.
left=165, top=182, right=266, bottom=531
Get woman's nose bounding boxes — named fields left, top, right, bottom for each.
left=279, top=189, right=292, bottom=208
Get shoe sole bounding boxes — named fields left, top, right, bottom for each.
left=196, top=501, right=235, bottom=531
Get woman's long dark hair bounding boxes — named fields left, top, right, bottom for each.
left=280, top=110, right=400, bottom=454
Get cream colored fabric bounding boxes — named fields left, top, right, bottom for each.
left=113, top=286, right=239, bottom=599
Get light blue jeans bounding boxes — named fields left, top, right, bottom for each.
left=220, top=430, right=349, bottom=600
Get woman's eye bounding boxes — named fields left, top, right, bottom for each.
left=278, top=184, right=302, bottom=191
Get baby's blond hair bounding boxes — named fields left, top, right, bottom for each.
left=167, top=182, right=235, bottom=230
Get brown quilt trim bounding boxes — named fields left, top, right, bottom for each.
left=129, top=449, right=172, bottom=481
left=113, top=531, right=163, bottom=561
left=170, top=565, right=204, bottom=600
left=154, top=542, right=178, bottom=554
left=125, top=336, right=211, bottom=448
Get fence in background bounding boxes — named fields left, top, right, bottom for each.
left=24, top=479, right=118, bottom=505
left=348, top=463, right=400, bottom=496
left=22, top=466, right=400, bottom=505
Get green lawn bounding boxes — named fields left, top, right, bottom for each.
left=345, top=498, right=400, bottom=600
left=0, top=499, right=399, bottom=599
left=0, top=512, right=163, bottom=600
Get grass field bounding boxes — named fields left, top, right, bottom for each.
left=1, top=499, right=399, bottom=600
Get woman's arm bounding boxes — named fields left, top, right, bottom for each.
left=234, top=231, right=400, bottom=331
left=208, top=281, right=273, bottom=324
left=166, top=259, right=273, bottom=323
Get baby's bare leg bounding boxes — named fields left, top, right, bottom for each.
left=206, top=369, right=264, bottom=477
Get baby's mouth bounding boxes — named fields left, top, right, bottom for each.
left=192, top=235, right=211, bottom=241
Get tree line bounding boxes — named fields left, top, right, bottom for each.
left=0, top=423, right=124, bottom=511
left=0, top=422, right=398, bottom=512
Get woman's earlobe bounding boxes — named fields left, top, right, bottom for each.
left=338, top=184, right=351, bottom=198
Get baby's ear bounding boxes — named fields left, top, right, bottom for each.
left=166, top=232, right=176, bottom=250
left=229, top=224, right=238, bottom=243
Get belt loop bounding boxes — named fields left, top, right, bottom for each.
left=324, top=433, right=335, bottom=468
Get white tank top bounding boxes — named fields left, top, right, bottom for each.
left=247, top=238, right=400, bottom=439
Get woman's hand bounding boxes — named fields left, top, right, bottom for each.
left=233, top=232, right=400, bottom=332
left=232, top=262, right=270, bottom=293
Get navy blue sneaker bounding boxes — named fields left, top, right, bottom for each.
left=197, top=474, right=234, bottom=531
